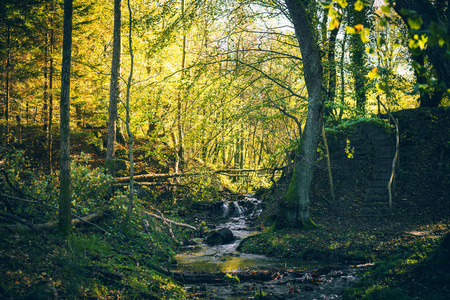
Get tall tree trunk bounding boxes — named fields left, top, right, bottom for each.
left=106, top=0, right=122, bottom=176
left=413, top=53, right=443, bottom=107
left=281, top=0, right=323, bottom=229
left=348, top=2, right=368, bottom=115
left=59, top=0, right=73, bottom=237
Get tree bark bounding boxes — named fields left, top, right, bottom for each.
left=106, top=0, right=122, bottom=176
left=59, top=0, right=73, bottom=237
left=281, top=0, right=323, bottom=228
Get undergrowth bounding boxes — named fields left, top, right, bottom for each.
left=0, top=148, right=192, bottom=299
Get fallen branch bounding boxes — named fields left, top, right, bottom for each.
left=143, top=211, right=197, bottom=231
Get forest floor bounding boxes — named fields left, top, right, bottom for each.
left=1, top=107, right=449, bottom=299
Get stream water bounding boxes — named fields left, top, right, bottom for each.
left=173, top=195, right=365, bottom=299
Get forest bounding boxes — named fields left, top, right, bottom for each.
left=1, top=0, right=449, bottom=299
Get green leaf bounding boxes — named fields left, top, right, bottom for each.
left=360, top=28, right=370, bottom=43
left=355, top=0, right=364, bottom=11
left=381, top=5, right=391, bottom=14
left=329, top=17, right=340, bottom=30
left=407, top=16, right=423, bottom=30
left=368, top=67, right=379, bottom=79
left=380, top=18, right=388, bottom=27
left=320, top=1, right=332, bottom=8
left=346, top=26, right=356, bottom=34
left=336, top=0, right=348, bottom=8
left=376, top=81, right=391, bottom=95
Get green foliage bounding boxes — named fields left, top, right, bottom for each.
left=70, top=153, right=115, bottom=215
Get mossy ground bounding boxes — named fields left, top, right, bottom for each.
left=0, top=229, right=187, bottom=299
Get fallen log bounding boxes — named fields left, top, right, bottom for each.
left=115, top=168, right=284, bottom=182
left=0, top=212, right=45, bottom=237
left=2, top=211, right=107, bottom=233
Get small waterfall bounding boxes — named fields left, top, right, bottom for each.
left=232, top=201, right=245, bottom=217
left=222, top=201, right=230, bottom=218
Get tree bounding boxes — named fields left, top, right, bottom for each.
left=279, top=0, right=323, bottom=228
left=123, top=0, right=135, bottom=227
left=391, top=0, right=450, bottom=107
left=58, top=0, right=73, bottom=237
left=106, top=0, right=122, bottom=176
left=348, top=0, right=372, bottom=115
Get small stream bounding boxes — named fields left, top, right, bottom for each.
left=176, top=196, right=324, bottom=273
left=173, top=195, right=366, bottom=299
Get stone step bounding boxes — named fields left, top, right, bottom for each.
left=368, top=135, right=393, bottom=142
left=373, top=139, right=394, bottom=146
left=363, top=195, right=390, bottom=202
left=360, top=207, right=391, bottom=216
left=366, top=187, right=388, bottom=194
left=374, top=150, right=394, bottom=158
left=372, top=172, right=391, bottom=180
left=373, top=165, right=392, bottom=172
left=360, top=201, right=390, bottom=208
left=369, top=181, right=389, bottom=188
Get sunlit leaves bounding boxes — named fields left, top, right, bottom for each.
left=346, top=24, right=370, bottom=43
left=409, top=34, right=428, bottom=51
left=368, top=67, right=379, bottom=80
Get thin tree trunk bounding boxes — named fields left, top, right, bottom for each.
left=106, top=0, right=122, bottom=176
left=339, top=31, right=347, bottom=120
left=326, top=26, right=339, bottom=118
left=322, top=123, right=334, bottom=201
left=43, top=31, right=49, bottom=131
left=48, top=25, right=54, bottom=173
left=5, top=25, right=11, bottom=144
left=124, top=0, right=134, bottom=226
left=282, top=0, right=323, bottom=228
left=59, top=0, right=73, bottom=237
left=175, top=0, right=187, bottom=174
